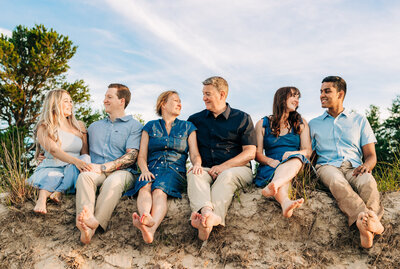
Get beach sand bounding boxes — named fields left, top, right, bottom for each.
left=0, top=187, right=399, bottom=268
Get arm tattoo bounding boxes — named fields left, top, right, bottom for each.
left=106, top=149, right=139, bottom=173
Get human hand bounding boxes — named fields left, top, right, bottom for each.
left=74, top=159, right=93, bottom=173
left=208, top=164, right=227, bottom=180
left=37, top=152, right=46, bottom=165
left=282, top=151, right=296, bottom=160
left=353, top=164, right=371, bottom=177
left=188, top=164, right=203, bottom=175
left=89, top=163, right=102, bottom=174
left=139, top=171, right=155, bottom=181
left=268, top=159, right=280, bottom=168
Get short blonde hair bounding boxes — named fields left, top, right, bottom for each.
left=202, top=76, right=229, bottom=97
left=155, top=90, right=179, bottom=117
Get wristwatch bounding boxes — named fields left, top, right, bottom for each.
left=100, top=164, right=107, bottom=173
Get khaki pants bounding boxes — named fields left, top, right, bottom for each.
left=76, top=170, right=136, bottom=230
left=187, top=166, right=253, bottom=226
left=316, top=161, right=384, bottom=226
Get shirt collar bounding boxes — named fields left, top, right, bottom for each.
left=160, top=117, right=179, bottom=127
left=106, top=114, right=131, bottom=122
left=206, top=103, right=231, bottom=119
left=322, top=108, right=348, bottom=120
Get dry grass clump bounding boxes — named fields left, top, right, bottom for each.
left=0, top=134, right=36, bottom=205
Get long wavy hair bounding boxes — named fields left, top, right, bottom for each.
left=33, top=89, right=83, bottom=160
left=270, top=87, right=302, bottom=137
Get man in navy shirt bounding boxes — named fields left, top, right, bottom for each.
left=188, top=76, right=256, bottom=241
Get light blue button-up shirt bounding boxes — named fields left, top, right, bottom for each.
left=309, top=109, right=376, bottom=168
left=87, top=115, right=143, bottom=173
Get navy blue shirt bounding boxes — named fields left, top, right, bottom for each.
left=143, top=118, right=197, bottom=173
left=188, top=104, right=256, bottom=168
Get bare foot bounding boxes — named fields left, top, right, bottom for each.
left=79, top=206, right=99, bottom=230
left=191, top=212, right=212, bottom=241
left=282, top=198, right=304, bottom=218
left=357, top=212, right=374, bottom=248
left=77, top=220, right=95, bottom=245
left=132, top=212, right=154, bottom=243
left=49, top=192, right=62, bottom=203
left=362, top=210, right=384, bottom=235
left=200, top=211, right=222, bottom=228
left=33, top=197, right=47, bottom=214
left=140, top=213, right=155, bottom=227
left=262, top=182, right=277, bottom=197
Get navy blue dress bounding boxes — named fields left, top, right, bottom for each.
left=254, top=117, right=309, bottom=188
left=124, top=118, right=197, bottom=198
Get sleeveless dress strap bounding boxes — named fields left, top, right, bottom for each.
left=262, top=116, right=271, bottom=135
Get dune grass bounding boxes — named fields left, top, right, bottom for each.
left=0, top=133, right=36, bottom=205
left=374, top=149, right=400, bottom=192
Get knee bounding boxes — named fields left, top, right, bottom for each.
left=76, top=172, right=92, bottom=185
left=356, top=173, right=377, bottom=189
left=152, top=188, right=167, bottom=198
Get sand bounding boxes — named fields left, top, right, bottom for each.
left=0, top=187, right=399, bottom=268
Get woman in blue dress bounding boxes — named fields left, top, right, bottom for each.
left=128, top=90, right=202, bottom=243
left=254, top=86, right=312, bottom=218
left=28, top=89, right=91, bottom=214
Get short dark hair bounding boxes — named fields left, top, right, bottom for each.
left=108, top=83, right=131, bottom=108
left=322, top=76, right=347, bottom=97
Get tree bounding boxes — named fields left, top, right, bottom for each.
left=0, top=24, right=99, bottom=131
left=366, top=95, right=400, bottom=163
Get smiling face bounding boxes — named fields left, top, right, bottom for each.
left=103, top=87, right=123, bottom=113
left=60, top=92, right=73, bottom=117
left=202, top=84, right=225, bottom=113
left=320, top=82, right=343, bottom=108
left=162, top=93, right=182, bottom=116
left=286, top=89, right=300, bottom=113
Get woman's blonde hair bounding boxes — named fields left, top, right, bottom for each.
left=155, top=90, right=179, bottom=117
left=33, top=89, right=83, bottom=159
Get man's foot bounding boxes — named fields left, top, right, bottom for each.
left=362, top=210, right=384, bottom=235
left=77, top=220, right=95, bottom=245
left=200, top=211, right=222, bottom=228
left=132, top=212, right=154, bottom=243
left=33, top=197, right=47, bottom=214
left=191, top=212, right=212, bottom=241
left=261, top=182, right=277, bottom=197
left=140, top=213, right=155, bottom=227
left=76, top=206, right=99, bottom=244
left=49, top=192, right=62, bottom=203
left=357, top=212, right=374, bottom=248
left=281, top=198, right=304, bottom=218
left=78, top=206, right=99, bottom=230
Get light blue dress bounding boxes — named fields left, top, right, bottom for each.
left=27, top=129, right=90, bottom=193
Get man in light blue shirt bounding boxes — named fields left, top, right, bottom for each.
left=75, top=83, right=142, bottom=244
left=309, top=76, right=384, bottom=249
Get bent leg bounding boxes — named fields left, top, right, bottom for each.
left=211, top=166, right=253, bottom=226
left=262, top=158, right=302, bottom=197
left=95, top=170, right=135, bottom=230
left=187, top=168, right=213, bottom=213
left=317, top=164, right=368, bottom=226
left=346, top=169, right=384, bottom=220
left=136, top=183, right=154, bottom=226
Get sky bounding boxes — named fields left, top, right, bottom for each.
left=1, top=0, right=400, bottom=124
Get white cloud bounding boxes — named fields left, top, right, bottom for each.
left=77, top=0, right=400, bottom=122
left=0, top=27, right=12, bottom=37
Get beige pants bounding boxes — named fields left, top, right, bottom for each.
left=76, top=170, right=135, bottom=230
left=187, top=166, right=253, bottom=226
left=316, top=161, right=384, bottom=226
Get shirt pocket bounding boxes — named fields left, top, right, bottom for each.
left=172, top=133, right=187, bottom=152
left=148, top=129, right=165, bottom=151
left=111, top=130, right=127, bottom=150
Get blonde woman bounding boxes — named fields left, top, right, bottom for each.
left=126, top=90, right=202, bottom=243
left=28, top=89, right=91, bottom=214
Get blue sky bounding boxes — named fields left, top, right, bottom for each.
left=1, top=0, right=399, bottom=123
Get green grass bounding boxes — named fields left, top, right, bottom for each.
left=374, top=149, right=400, bottom=192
